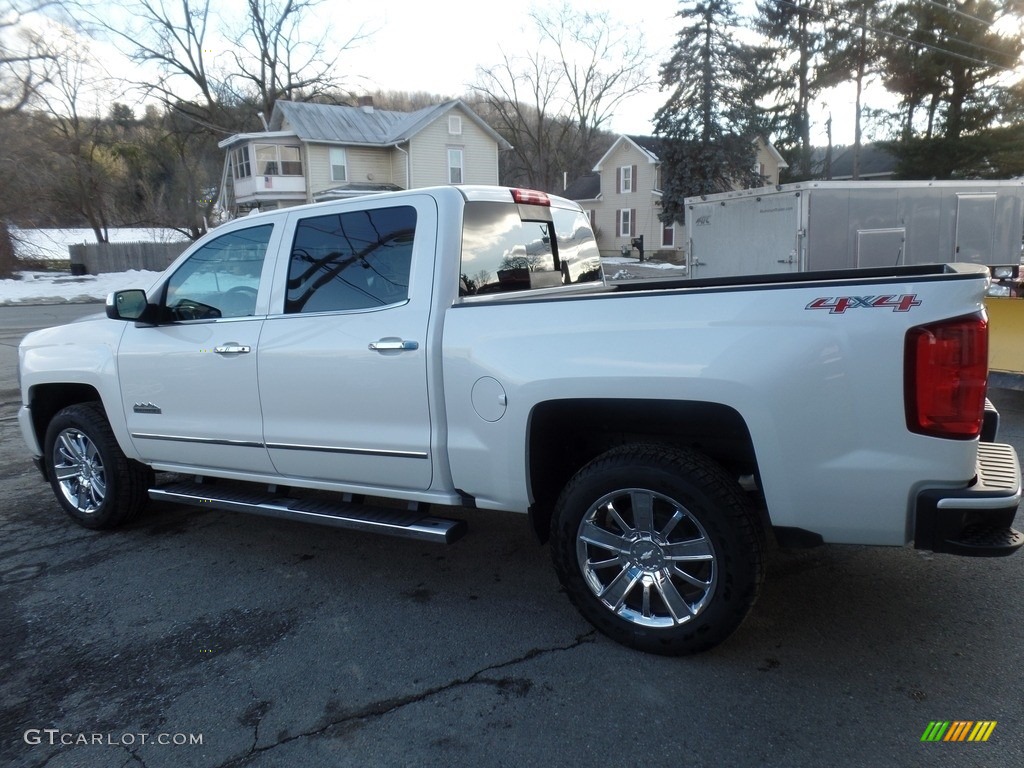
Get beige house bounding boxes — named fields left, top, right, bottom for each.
left=218, top=99, right=512, bottom=216
left=565, top=134, right=787, bottom=259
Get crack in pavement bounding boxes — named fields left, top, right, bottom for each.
left=217, top=629, right=597, bottom=767
left=0, top=514, right=225, bottom=563
left=0, top=533, right=107, bottom=561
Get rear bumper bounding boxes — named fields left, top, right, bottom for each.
left=914, top=442, right=1023, bottom=556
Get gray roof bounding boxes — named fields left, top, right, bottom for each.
left=625, top=135, right=663, bottom=160
left=822, top=143, right=898, bottom=179
left=563, top=172, right=601, bottom=201
left=269, top=100, right=512, bottom=149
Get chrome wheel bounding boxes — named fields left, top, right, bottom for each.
left=52, top=427, right=107, bottom=515
left=576, top=488, right=716, bottom=628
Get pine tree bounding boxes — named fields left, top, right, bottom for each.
left=817, top=0, right=889, bottom=179
left=754, top=0, right=827, bottom=180
left=655, top=0, right=764, bottom=224
left=878, top=0, right=1024, bottom=178
left=881, top=0, right=1022, bottom=141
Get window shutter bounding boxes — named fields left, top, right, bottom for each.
left=616, top=167, right=622, bottom=193
left=631, top=209, right=636, bottom=236
left=616, top=210, right=621, bottom=237
left=631, top=165, right=637, bottom=193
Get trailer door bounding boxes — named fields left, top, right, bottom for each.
left=955, top=194, right=996, bottom=264
left=857, top=228, right=906, bottom=268
left=687, top=193, right=801, bottom=278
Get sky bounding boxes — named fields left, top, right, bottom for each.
left=53, top=0, right=870, bottom=145
left=334, top=0, right=865, bottom=144
left=29, top=0, right=897, bottom=150
left=342, top=0, right=681, bottom=137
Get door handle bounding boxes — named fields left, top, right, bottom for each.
left=214, top=343, right=251, bottom=354
left=368, top=340, right=419, bottom=351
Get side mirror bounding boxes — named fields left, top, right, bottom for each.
left=106, top=289, right=153, bottom=322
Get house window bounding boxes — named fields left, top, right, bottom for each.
left=330, top=148, right=347, bottom=182
left=617, top=209, right=634, bottom=237
left=751, top=161, right=767, bottom=187
left=280, top=146, right=302, bottom=175
left=662, top=221, right=674, bottom=247
left=255, top=144, right=278, bottom=175
left=252, top=144, right=303, bottom=176
left=618, top=165, right=635, bottom=193
left=232, top=147, right=251, bottom=179
left=448, top=148, right=464, bottom=184
left=449, top=116, right=462, bottom=135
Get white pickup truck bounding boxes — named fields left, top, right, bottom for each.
left=17, top=185, right=1023, bottom=655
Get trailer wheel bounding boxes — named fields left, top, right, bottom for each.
left=43, top=403, right=152, bottom=529
left=550, top=444, right=764, bottom=655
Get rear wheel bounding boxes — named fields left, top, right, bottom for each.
left=550, top=444, right=764, bottom=655
left=43, top=403, right=152, bottom=529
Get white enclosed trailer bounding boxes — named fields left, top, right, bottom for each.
left=684, top=180, right=1024, bottom=279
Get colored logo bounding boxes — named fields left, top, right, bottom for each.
left=920, top=721, right=996, bottom=742
left=806, top=294, right=922, bottom=314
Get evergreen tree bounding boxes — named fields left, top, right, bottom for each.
left=880, top=0, right=1023, bottom=142
left=817, top=0, right=889, bottom=179
left=877, top=0, right=1024, bottom=178
left=754, top=0, right=827, bottom=180
left=654, top=0, right=764, bottom=224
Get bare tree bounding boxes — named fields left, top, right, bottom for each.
left=0, top=1, right=58, bottom=276
left=473, top=50, right=573, bottom=190
left=228, top=0, right=368, bottom=119
left=33, top=31, right=126, bottom=242
left=72, top=0, right=367, bottom=133
left=472, top=2, right=655, bottom=192
left=0, top=1, right=55, bottom=115
left=71, top=0, right=230, bottom=131
left=532, top=3, right=654, bottom=163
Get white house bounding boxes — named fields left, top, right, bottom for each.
left=218, top=99, right=512, bottom=215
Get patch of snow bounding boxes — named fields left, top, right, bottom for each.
left=0, top=270, right=161, bottom=306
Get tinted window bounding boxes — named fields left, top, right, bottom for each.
left=163, top=224, right=273, bottom=321
left=286, top=206, right=416, bottom=314
left=460, top=201, right=602, bottom=296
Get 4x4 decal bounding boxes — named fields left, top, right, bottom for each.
left=806, top=294, right=922, bottom=314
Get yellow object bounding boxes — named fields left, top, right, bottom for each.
left=987, top=296, right=1024, bottom=375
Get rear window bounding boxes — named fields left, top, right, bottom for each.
left=459, top=201, right=602, bottom=296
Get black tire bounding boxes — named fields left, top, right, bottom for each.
left=43, top=402, right=153, bottom=529
left=550, top=443, right=765, bottom=655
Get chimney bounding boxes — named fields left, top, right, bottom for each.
left=357, top=95, right=374, bottom=113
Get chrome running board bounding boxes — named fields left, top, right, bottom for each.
left=149, top=481, right=467, bottom=544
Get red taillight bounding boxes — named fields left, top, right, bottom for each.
left=905, top=313, right=988, bottom=439
left=511, top=188, right=550, bottom=206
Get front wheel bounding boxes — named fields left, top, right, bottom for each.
left=43, top=403, right=152, bottom=529
left=550, top=444, right=765, bottom=655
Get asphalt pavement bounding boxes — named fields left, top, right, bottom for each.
left=1, top=303, right=1022, bottom=768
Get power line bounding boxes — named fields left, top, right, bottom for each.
left=773, top=0, right=1018, bottom=72
left=918, top=0, right=992, bottom=27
